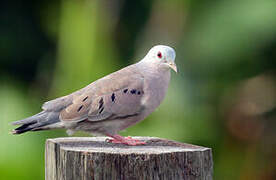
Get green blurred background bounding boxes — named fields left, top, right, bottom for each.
left=1, top=0, right=276, bottom=179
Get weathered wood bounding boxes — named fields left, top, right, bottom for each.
left=45, top=137, right=213, bottom=180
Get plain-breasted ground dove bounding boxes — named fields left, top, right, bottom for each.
left=12, top=45, right=177, bottom=145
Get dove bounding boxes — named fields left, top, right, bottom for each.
left=11, top=45, right=177, bottom=145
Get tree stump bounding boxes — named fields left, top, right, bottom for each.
left=45, top=137, right=213, bottom=180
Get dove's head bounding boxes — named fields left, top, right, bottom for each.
left=144, top=45, right=177, bottom=72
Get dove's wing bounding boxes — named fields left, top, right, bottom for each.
left=58, top=65, right=145, bottom=123
left=42, top=85, right=90, bottom=111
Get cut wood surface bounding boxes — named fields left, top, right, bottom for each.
left=45, top=137, right=213, bottom=180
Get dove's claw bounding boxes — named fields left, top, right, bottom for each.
left=106, top=134, right=146, bottom=146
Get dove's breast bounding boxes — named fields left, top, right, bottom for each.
left=141, top=69, right=171, bottom=116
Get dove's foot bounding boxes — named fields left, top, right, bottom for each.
left=106, top=134, right=146, bottom=146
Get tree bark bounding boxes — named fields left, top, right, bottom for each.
left=45, top=137, right=213, bottom=180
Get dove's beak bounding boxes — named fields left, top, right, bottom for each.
left=167, top=62, right=177, bottom=73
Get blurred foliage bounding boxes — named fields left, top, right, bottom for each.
left=1, top=0, right=276, bottom=179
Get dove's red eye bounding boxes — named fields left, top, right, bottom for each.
left=157, top=52, right=162, bottom=59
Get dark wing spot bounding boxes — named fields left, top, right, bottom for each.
left=137, top=91, right=141, bottom=95
left=77, top=105, right=84, bottom=112
left=130, top=89, right=136, bottom=94
left=99, top=107, right=104, bottom=114
left=99, top=97, right=104, bottom=110
left=111, top=93, right=115, bottom=102
left=82, top=96, right=88, bottom=102
left=109, top=113, right=139, bottom=120
left=123, top=89, right=128, bottom=93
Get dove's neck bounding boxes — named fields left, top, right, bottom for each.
left=138, top=58, right=171, bottom=74
left=136, top=59, right=171, bottom=114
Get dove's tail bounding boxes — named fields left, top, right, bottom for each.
left=11, top=111, right=63, bottom=134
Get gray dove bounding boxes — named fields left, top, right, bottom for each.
left=11, top=45, right=177, bottom=145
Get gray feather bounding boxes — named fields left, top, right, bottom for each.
left=11, top=111, right=46, bottom=125
left=12, top=111, right=61, bottom=134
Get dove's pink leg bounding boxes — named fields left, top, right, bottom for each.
left=106, top=134, right=146, bottom=146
